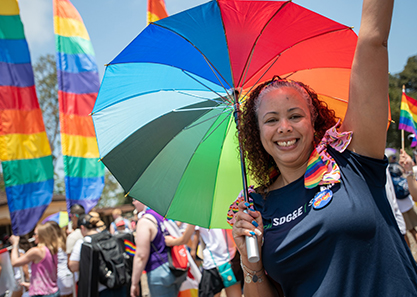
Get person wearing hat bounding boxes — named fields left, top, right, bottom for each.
left=110, top=209, right=132, bottom=235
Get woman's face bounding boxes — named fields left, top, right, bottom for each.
left=256, top=86, right=315, bottom=170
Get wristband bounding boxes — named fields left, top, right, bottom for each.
left=404, top=171, right=414, bottom=178
left=240, top=260, right=265, bottom=284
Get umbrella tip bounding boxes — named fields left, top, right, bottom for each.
left=350, top=26, right=354, bottom=29
left=98, top=158, right=103, bottom=162
left=124, top=192, right=130, bottom=197
left=104, top=63, right=110, bottom=67
left=89, top=112, right=94, bottom=116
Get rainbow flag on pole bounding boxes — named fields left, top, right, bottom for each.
left=399, top=87, right=417, bottom=147
left=0, top=0, right=54, bottom=235
left=147, top=0, right=168, bottom=25
left=53, top=0, right=104, bottom=212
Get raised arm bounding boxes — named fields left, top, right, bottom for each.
left=341, top=0, right=394, bottom=159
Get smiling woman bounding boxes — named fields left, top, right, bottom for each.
left=230, top=1, right=417, bottom=297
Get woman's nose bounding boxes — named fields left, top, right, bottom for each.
left=278, top=120, right=292, bottom=133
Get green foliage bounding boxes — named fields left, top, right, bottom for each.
left=32, top=54, right=126, bottom=206
left=96, top=169, right=126, bottom=207
left=33, top=54, right=60, bottom=165
left=387, top=55, right=417, bottom=151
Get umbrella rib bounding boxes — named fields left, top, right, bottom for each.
left=173, top=90, right=225, bottom=104
left=240, top=53, right=282, bottom=102
left=183, top=108, right=232, bottom=130
left=244, top=26, right=355, bottom=89
left=182, top=70, right=233, bottom=104
left=152, top=22, right=233, bottom=96
left=199, top=111, right=232, bottom=144
left=173, top=106, right=228, bottom=112
left=237, top=1, right=292, bottom=88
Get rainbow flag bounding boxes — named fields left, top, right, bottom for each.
left=53, top=0, right=104, bottom=212
left=147, top=0, right=168, bottom=24
left=0, top=0, right=54, bottom=235
left=124, top=239, right=136, bottom=256
left=399, top=89, right=417, bottom=147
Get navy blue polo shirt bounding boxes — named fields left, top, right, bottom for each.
left=252, top=147, right=417, bottom=297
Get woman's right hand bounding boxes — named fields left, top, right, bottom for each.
left=130, top=283, right=140, bottom=297
left=164, top=235, right=176, bottom=247
left=232, top=200, right=263, bottom=263
left=9, top=235, right=19, bottom=246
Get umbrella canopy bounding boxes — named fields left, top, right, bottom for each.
left=92, top=0, right=357, bottom=229
left=42, top=211, right=69, bottom=228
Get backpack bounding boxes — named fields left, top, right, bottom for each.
left=89, top=230, right=130, bottom=289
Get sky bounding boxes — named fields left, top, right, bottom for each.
left=18, top=0, right=417, bottom=80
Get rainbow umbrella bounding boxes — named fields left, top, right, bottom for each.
left=42, top=211, right=69, bottom=228
left=92, top=0, right=357, bottom=229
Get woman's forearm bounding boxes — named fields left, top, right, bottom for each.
left=131, top=253, right=147, bottom=286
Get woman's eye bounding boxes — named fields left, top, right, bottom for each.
left=290, top=115, right=302, bottom=120
left=265, top=118, right=277, bottom=123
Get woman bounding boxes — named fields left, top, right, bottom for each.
left=165, top=225, right=242, bottom=297
left=49, top=222, right=73, bottom=297
left=130, top=200, right=183, bottom=297
left=231, top=0, right=417, bottom=296
left=9, top=222, right=59, bottom=297
left=68, top=214, right=126, bottom=296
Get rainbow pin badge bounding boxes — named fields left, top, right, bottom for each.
left=312, top=189, right=333, bottom=210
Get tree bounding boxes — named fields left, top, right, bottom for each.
left=33, top=54, right=125, bottom=206
left=33, top=54, right=66, bottom=193
left=96, top=169, right=126, bottom=208
left=33, top=54, right=60, bottom=166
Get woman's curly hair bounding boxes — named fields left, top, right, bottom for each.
left=238, top=76, right=339, bottom=189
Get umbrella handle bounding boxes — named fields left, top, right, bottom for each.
left=234, top=96, right=260, bottom=263
left=245, top=235, right=260, bottom=263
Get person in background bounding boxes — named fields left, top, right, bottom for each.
left=49, top=221, right=74, bottom=297
left=89, top=211, right=107, bottom=232
left=385, top=167, right=407, bottom=235
left=397, top=149, right=417, bottom=244
left=130, top=200, right=183, bottom=297
left=9, top=221, right=60, bottom=297
left=10, top=235, right=33, bottom=297
left=114, top=217, right=131, bottom=235
left=109, top=209, right=131, bottom=235
left=66, top=204, right=85, bottom=257
left=68, top=214, right=126, bottom=296
left=165, top=225, right=242, bottom=297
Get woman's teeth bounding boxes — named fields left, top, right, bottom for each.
left=277, top=140, right=296, bottom=147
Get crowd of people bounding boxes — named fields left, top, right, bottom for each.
left=0, top=199, right=245, bottom=297
left=1, top=0, right=417, bottom=296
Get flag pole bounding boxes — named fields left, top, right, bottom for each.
left=402, top=85, right=406, bottom=150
